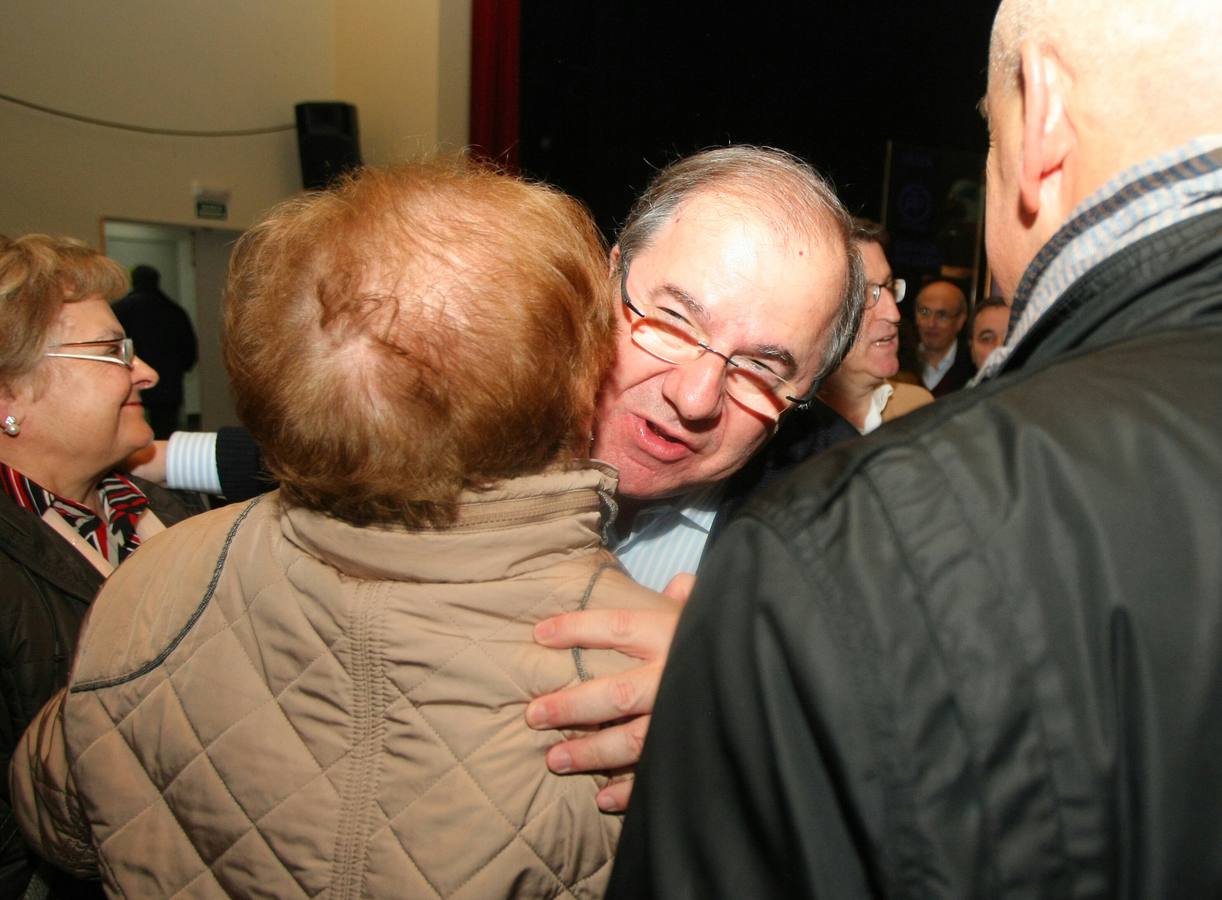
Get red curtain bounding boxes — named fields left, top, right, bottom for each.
left=469, top=0, right=521, bottom=171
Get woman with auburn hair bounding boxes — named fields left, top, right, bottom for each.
left=12, top=160, right=674, bottom=899
left=0, top=234, right=205, bottom=897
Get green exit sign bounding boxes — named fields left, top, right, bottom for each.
left=196, top=200, right=227, bottom=220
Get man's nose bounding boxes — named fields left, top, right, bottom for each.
left=662, top=354, right=725, bottom=422
left=877, top=292, right=901, bottom=323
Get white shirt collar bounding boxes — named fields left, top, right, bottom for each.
left=921, top=341, right=957, bottom=390
left=861, top=382, right=894, bottom=435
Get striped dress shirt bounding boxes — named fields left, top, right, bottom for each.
left=611, top=483, right=724, bottom=592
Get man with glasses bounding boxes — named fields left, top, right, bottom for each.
left=525, top=147, right=862, bottom=811
left=595, top=148, right=861, bottom=594
left=812, top=220, right=932, bottom=436
left=914, top=278, right=973, bottom=396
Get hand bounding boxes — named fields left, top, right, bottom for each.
left=526, top=572, right=693, bottom=811
left=125, top=440, right=169, bottom=484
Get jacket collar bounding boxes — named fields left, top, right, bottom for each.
left=0, top=490, right=104, bottom=602
left=986, top=138, right=1222, bottom=379
left=278, top=462, right=619, bottom=583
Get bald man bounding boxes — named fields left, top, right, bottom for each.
left=610, top=0, right=1222, bottom=895
left=914, top=279, right=974, bottom=395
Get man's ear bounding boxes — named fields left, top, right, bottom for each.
left=608, top=244, right=621, bottom=277
left=1018, top=40, right=1076, bottom=216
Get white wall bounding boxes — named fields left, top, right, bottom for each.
left=336, top=0, right=472, bottom=165
left=0, top=0, right=471, bottom=243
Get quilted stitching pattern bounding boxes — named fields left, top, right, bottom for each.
left=51, top=493, right=664, bottom=898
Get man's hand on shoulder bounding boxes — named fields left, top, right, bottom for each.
left=525, top=573, right=694, bottom=811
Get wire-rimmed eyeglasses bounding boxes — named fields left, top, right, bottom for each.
left=619, top=265, right=812, bottom=419
left=45, top=338, right=135, bottom=369
left=865, top=278, right=905, bottom=309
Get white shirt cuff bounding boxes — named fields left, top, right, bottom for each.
left=165, top=431, right=222, bottom=494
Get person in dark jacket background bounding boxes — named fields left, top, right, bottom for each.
left=112, top=264, right=197, bottom=438
left=608, top=0, right=1222, bottom=896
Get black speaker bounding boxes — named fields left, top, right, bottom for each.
left=295, top=102, right=363, bottom=190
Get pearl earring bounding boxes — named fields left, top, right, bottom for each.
left=2, top=415, right=20, bottom=437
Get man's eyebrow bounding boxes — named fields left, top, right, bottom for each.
left=655, top=282, right=710, bottom=321
left=750, top=344, right=798, bottom=374
left=654, top=282, right=798, bottom=374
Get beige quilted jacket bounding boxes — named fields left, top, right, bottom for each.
left=11, top=464, right=671, bottom=898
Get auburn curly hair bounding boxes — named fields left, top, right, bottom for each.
left=224, top=158, right=615, bottom=527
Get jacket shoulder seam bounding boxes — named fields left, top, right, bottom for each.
left=71, top=496, right=264, bottom=693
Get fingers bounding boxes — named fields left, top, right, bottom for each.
left=662, top=572, right=696, bottom=604
left=527, top=662, right=661, bottom=730
left=534, top=605, right=680, bottom=659
left=543, top=716, right=652, bottom=780
left=596, top=774, right=635, bottom=813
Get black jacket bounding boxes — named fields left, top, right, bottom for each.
left=112, top=289, right=197, bottom=410
left=927, top=339, right=975, bottom=397
left=0, top=480, right=204, bottom=897
left=711, top=399, right=860, bottom=542
left=609, top=203, right=1222, bottom=897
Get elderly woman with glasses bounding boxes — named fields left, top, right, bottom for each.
left=11, top=161, right=673, bottom=899
left=0, top=234, right=206, bottom=897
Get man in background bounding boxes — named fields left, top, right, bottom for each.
left=113, top=264, right=197, bottom=438
left=914, top=279, right=973, bottom=395
left=969, top=294, right=1010, bottom=369
left=814, top=220, right=933, bottom=435
left=609, top=0, right=1222, bottom=894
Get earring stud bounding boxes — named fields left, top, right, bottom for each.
left=2, top=415, right=20, bottom=437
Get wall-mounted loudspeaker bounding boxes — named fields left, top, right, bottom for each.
left=295, top=102, right=363, bottom=191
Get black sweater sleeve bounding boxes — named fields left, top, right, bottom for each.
left=215, top=426, right=277, bottom=502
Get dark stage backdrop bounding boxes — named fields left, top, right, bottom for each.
left=519, top=1, right=998, bottom=292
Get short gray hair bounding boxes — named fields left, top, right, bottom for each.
left=615, top=145, right=864, bottom=392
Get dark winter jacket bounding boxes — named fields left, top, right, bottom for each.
left=0, top=480, right=204, bottom=897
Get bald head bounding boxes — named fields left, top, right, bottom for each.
left=915, top=281, right=967, bottom=356
left=983, top=0, right=1222, bottom=295
left=989, top=0, right=1222, bottom=152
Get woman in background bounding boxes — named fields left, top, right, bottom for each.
left=0, top=234, right=204, bottom=897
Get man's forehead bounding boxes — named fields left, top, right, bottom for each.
left=646, top=192, right=836, bottom=280
left=635, top=195, right=842, bottom=368
left=975, top=306, right=1009, bottom=331
left=918, top=284, right=966, bottom=310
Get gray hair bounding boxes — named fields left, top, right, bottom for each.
left=615, top=145, right=864, bottom=392
left=851, top=217, right=890, bottom=250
